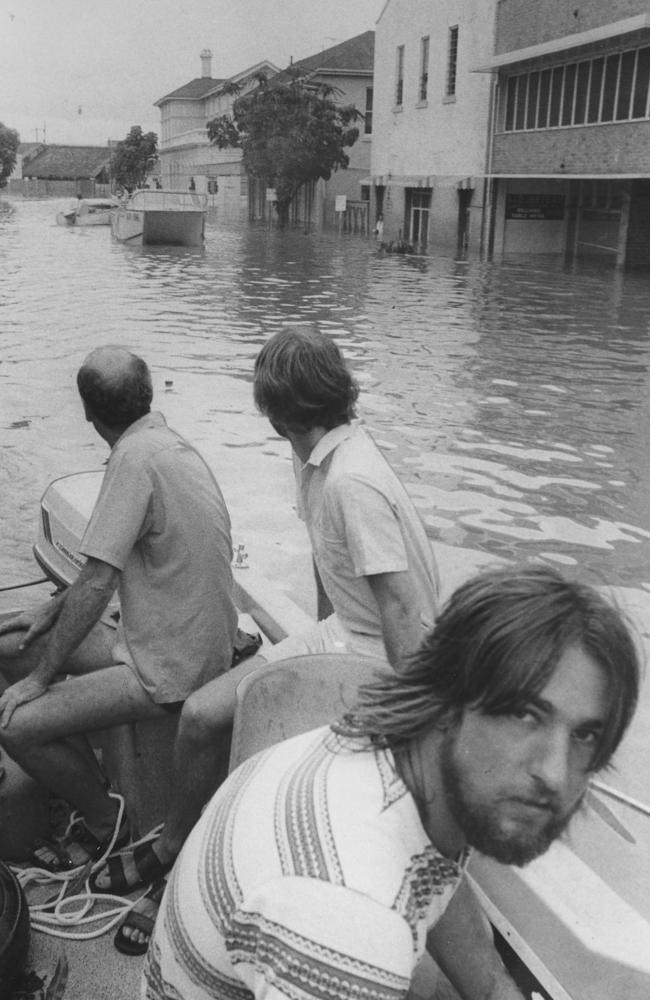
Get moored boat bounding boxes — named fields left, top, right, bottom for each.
left=110, top=189, right=207, bottom=246
left=55, top=198, right=118, bottom=228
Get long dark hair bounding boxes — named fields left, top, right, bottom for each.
left=337, top=564, right=640, bottom=772
left=253, top=325, right=359, bottom=432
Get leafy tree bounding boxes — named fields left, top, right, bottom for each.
left=110, top=126, right=158, bottom=192
left=207, top=69, right=361, bottom=227
left=0, top=123, right=20, bottom=189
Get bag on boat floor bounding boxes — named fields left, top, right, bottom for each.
left=0, top=860, right=30, bottom=995
left=231, top=628, right=262, bottom=667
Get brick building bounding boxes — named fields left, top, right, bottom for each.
left=479, top=0, right=650, bottom=267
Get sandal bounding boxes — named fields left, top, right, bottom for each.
left=90, top=840, right=174, bottom=896
left=114, top=877, right=167, bottom=956
left=31, top=816, right=130, bottom=873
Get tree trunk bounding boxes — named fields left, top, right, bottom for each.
left=275, top=198, right=291, bottom=229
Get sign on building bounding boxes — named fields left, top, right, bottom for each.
left=335, top=195, right=347, bottom=213
left=505, top=194, right=565, bottom=221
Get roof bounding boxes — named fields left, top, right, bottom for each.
left=22, top=145, right=111, bottom=180
left=293, top=31, right=374, bottom=75
left=156, top=76, right=225, bottom=104
left=18, top=142, right=43, bottom=156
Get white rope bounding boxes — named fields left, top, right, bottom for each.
left=10, top=792, right=164, bottom=940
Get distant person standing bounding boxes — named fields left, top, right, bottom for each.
left=188, top=177, right=196, bottom=192
left=374, top=213, right=384, bottom=239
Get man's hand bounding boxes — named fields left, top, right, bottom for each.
left=0, top=674, right=49, bottom=727
left=0, top=599, right=61, bottom=650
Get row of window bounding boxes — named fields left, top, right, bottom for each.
left=394, top=27, right=458, bottom=108
left=504, top=45, right=650, bottom=132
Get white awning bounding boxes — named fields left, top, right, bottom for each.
left=488, top=172, right=650, bottom=179
left=472, top=13, right=650, bottom=72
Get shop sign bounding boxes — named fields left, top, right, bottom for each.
left=506, top=193, right=565, bottom=220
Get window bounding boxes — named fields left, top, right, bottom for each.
left=395, top=45, right=404, bottom=107
left=502, top=42, right=650, bottom=131
left=364, top=87, right=373, bottom=134
left=419, top=36, right=430, bottom=102
left=446, top=26, right=459, bottom=98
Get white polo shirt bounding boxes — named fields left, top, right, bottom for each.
left=295, top=422, right=439, bottom=638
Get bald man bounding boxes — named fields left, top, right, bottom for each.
left=0, top=347, right=237, bottom=871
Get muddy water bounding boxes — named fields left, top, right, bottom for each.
left=2, top=195, right=650, bottom=604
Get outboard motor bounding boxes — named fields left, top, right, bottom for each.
left=0, top=861, right=30, bottom=995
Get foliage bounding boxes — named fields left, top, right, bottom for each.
left=110, top=126, right=158, bottom=192
left=206, top=68, right=361, bottom=226
left=0, top=122, right=20, bottom=189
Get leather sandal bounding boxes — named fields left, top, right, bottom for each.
left=114, top=877, right=168, bottom=956
left=31, top=816, right=130, bottom=873
left=90, top=840, right=174, bottom=895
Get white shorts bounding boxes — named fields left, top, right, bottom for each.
left=260, top=613, right=388, bottom=666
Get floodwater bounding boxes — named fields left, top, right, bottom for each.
left=3, top=196, right=650, bottom=604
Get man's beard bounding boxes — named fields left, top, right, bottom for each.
left=439, top=729, right=583, bottom=866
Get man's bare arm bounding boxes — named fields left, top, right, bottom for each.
left=367, top=569, right=424, bottom=671
left=0, top=557, right=119, bottom=726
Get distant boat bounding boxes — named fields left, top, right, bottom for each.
left=56, top=197, right=118, bottom=228
left=110, top=189, right=208, bottom=246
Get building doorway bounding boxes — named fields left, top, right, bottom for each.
left=457, top=188, right=473, bottom=258
left=406, top=188, right=432, bottom=248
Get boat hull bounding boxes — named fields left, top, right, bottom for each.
left=110, top=189, right=207, bottom=246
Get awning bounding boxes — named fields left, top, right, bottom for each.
left=361, top=174, right=480, bottom=189
left=472, top=13, right=650, bottom=72
left=488, top=172, right=650, bottom=179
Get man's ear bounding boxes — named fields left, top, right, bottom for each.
left=437, top=706, right=462, bottom=733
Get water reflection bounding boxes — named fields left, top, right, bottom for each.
left=2, top=197, right=650, bottom=595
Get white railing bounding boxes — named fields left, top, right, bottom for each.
left=127, top=190, right=208, bottom=212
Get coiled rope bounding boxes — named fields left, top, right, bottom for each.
left=10, top=792, right=162, bottom=940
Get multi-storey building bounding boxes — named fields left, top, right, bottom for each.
left=479, top=0, right=650, bottom=267
left=154, top=33, right=374, bottom=230
left=370, top=0, right=495, bottom=255
left=155, top=50, right=279, bottom=222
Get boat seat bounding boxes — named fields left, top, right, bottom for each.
left=228, top=652, right=444, bottom=999
left=228, top=652, right=387, bottom=771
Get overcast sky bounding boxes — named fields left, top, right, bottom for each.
left=0, top=0, right=384, bottom=146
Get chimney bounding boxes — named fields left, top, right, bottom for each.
left=200, top=49, right=213, bottom=78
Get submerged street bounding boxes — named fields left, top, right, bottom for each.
left=3, top=196, right=650, bottom=598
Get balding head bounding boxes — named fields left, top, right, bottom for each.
left=77, top=346, right=153, bottom=430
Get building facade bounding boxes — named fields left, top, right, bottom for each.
left=479, top=0, right=650, bottom=268
left=155, top=50, right=279, bottom=223
left=369, top=0, right=496, bottom=255
left=285, top=32, right=374, bottom=233
left=154, top=35, right=374, bottom=230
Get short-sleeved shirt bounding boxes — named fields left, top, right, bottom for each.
left=295, top=423, right=439, bottom=638
left=80, top=412, right=237, bottom=703
left=143, top=726, right=468, bottom=1000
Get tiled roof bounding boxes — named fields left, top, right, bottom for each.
left=22, top=145, right=111, bottom=180
left=293, top=31, right=374, bottom=75
left=156, top=77, right=225, bottom=103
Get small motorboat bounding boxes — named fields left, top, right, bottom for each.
left=56, top=197, right=118, bottom=228
left=110, top=188, right=208, bottom=246
left=2, top=471, right=649, bottom=1000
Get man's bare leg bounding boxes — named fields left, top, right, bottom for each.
left=0, top=663, right=167, bottom=843
left=93, top=652, right=267, bottom=897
